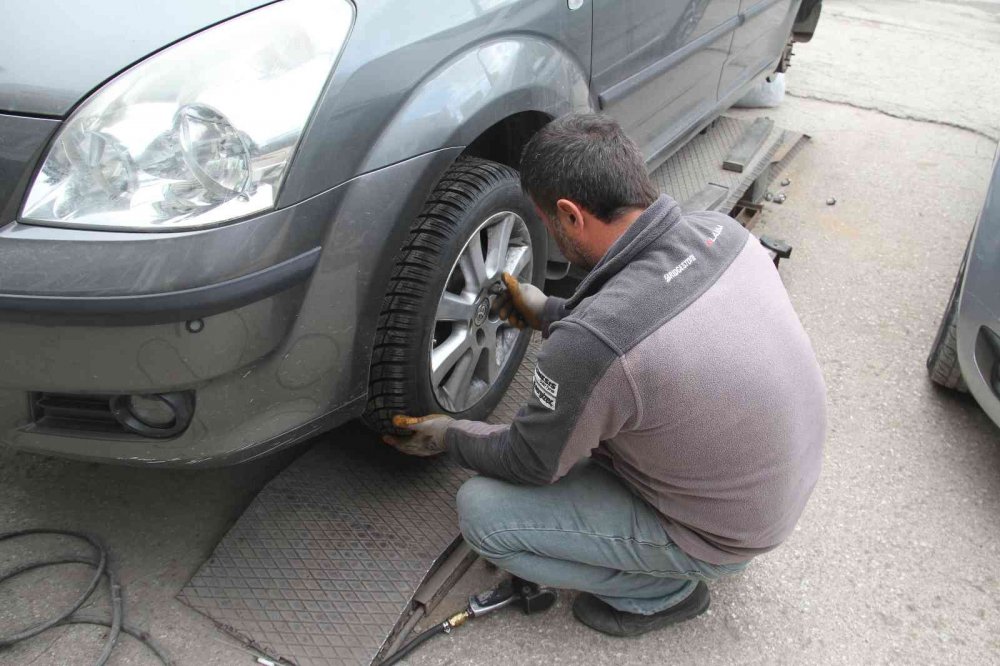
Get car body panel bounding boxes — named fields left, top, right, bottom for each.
left=592, top=0, right=741, bottom=161
left=0, top=0, right=274, bottom=117
left=956, top=148, right=1000, bottom=426
left=719, top=0, right=800, bottom=101
left=0, top=180, right=329, bottom=299
left=278, top=0, right=593, bottom=206
left=0, top=288, right=304, bottom=393
left=355, top=36, right=592, bottom=177
left=0, top=114, right=61, bottom=225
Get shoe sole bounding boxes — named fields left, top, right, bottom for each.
left=573, top=585, right=711, bottom=638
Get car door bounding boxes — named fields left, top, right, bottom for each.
left=718, top=0, right=800, bottom=100
left=591, top=0, right=741, bottom=165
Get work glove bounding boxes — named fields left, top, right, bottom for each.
left=383, top=414, right=455, bottom=457
left=492, top=272, right=547, bottom=331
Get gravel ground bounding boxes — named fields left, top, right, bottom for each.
left=2, top=1, right=999, bottom=665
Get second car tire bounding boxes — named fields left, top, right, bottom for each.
left=927, top=263, right=968, bottom=392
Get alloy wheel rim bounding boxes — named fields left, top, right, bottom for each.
left=430, top=211, right=532, bottom=413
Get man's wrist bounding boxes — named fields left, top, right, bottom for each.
left=541, top=296, right=569, bottom=338
left=443, top=421, right=460, bottom=452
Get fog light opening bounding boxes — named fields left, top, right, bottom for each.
left=110, top=391, right=195, bottom=439
left=129, top=395, right=176, bottom=428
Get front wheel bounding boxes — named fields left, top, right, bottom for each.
left=363, top=157, right=547, bottom=433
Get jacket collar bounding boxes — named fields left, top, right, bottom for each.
left=566, top=194, right=681, bottom=308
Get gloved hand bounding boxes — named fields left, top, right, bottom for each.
left=383, top=414, right=455, bottom=457
left=493, top=272, right=547, bottom=331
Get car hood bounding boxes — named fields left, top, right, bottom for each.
left=0, top=0, right=274, bottom=117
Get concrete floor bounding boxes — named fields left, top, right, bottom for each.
left=3, top=1, right=1000, bottom=664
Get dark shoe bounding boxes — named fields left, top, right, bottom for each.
left=571, top=582, right=711, bottom=637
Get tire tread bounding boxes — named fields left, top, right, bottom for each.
left=927, top=269, right=968, bottom=392
left=362, top=157, right=521, bottom=432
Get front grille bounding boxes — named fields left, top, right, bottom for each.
left=31, top=393, right=129, bottom=434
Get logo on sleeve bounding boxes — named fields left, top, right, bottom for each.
left=533, top=366, right=559, bottom=411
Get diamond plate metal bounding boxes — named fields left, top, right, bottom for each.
left=650, top=115, right=790, bottom=213
left=178, top=336, right=541, bottom=666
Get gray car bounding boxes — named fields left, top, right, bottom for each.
left=0, top=0, right=821, bottom=466
left=928, top=147, right=1000, bottom=427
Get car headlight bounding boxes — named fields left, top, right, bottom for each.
left=21, top=0, right=353, bottom=232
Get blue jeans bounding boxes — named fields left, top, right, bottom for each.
left=456, top=461, right=748, bottom=615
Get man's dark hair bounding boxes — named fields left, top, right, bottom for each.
left=519, top=113, right=658, bottom=222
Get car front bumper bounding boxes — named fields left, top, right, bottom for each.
left=0, top=181, right=341, bottom=465
left=0, top=111, right=462, bottom=465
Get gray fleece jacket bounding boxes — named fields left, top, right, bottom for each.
left=445, top=194, right=826, bottom=565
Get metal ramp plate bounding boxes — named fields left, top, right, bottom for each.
left=651, top=115, right=805, bottom=214
left=178, top=336, right=541, bottom=666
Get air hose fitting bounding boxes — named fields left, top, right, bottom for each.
left=378, top=576, right=556, bottom=665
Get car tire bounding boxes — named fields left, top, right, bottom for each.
left=927, top=264, right=968, bottom=392
left=363, top=157, right=546, bottom=434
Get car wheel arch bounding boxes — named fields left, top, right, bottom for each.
left=357, top=35, right=594, bottom=175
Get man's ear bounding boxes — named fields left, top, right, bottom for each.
left=555, top=199, right=586, bottom=230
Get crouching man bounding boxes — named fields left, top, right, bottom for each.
left=387, top=113, right=826, bottom=637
